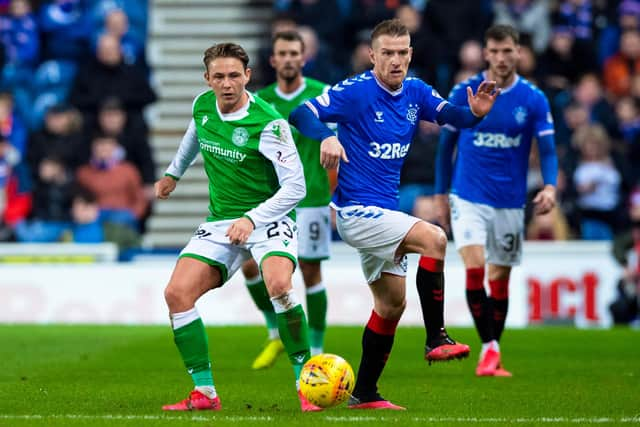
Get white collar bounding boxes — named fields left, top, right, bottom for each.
left=483, top=71, right=520, bottom=94
left=275, top=79, right=307, bottom=101
left=217, top=91, right=254, bottom=121
left=372, top=71, right=403, bottom=96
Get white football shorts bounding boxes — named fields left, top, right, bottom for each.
left=449, top=194, right=524, bottom=266
left=179, top=216, right=299, bottom=283
left=335, top=205, right=421, bottom=284
left=296, top=206, right=331, bottom=262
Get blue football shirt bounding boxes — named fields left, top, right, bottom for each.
left=441, top=73, right=555, bottom=208
left=305, top=70, right=448, bottom=210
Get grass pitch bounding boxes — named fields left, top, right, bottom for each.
left=0, top=325, right=638, bottom=427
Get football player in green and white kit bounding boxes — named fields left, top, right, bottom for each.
left=155, top=43, right=321, bottom=412
left=242, top=30, right=333, bottom=369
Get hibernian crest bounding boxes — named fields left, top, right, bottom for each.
left=513, top=106, right=528, bottom=125
left=406, top=103, right=419, bottom=125
left=232, top=127, right=249, bottom=147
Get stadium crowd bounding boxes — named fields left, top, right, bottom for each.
left=0, top=0, right=154, bottom=249
left=264, top=0, right=640, bottom=244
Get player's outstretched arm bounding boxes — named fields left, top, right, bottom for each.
left=155, top=175, right=177, bottom=200
left=466, top=80, right=500, bottom=117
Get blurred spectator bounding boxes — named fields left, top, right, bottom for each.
left=348, top=36, right=372, bottom=76
left=554, top=0, right=594, bottom=40
left=610, top=186, right=640, bottom=325
left=538, top=25, right=597, bottom=94
left=452, top=39, right=484, bottom=86
left=0, top=0, right=39, bottom=89
left=615, top=96, right=640, bottom=183
left=91, top=7, right=144, bottom=66
left=68, top=33, right=156, bottom=131
left=14, top=155, right=73, bottom=242
left=27, top=102, right=85, bottom=171
left=572, top=124, right=624, bottom=239
left=0, top=136, right=31, bottom=240
left=68, top=186, right=103, bottom=242
left=29, top=59, right=78, bottom=129
left=284, top=0, right=345, bottom=63
left=598, top=0, right=640, bottom=65
left=38, top=0, right=90, bottom=61
left=423, top=0, right=490, bottom=92
left=516, top=43, right=539, bottom=83
left=297, top=25, right=343, bottom=84
left=395, top=4, right=438, bottom=82
left=256, top=13, right=297, bottom=85
left=89, top=0, right=147, bottom=45
left=0, top=91, right=27, bottom=155
left=603, top=29, right=640, bottom=98
left=493, top=0, right=551, bottom=53
left=346, top=0, right=408, bottom=46
left=571, top=73, right=619, bottom=138
left=75, top=134, right=147, bottom=231
left=95, top=96, right=154, bottom=186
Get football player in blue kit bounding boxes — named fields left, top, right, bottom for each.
left=435, top=25, right=558, bottom=377
left=290, top=19, right=499, bottom=409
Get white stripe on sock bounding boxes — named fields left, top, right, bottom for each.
left=245, top=275, right=262, bottom=285
left=306, top=282, right=325, bottom=295
left=171, top=307, right=200, bottom=330
left=270, top=290, right=300, bottom=313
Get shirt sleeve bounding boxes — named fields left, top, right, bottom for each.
left=533, top=93, right=558, bottom=186
left=164, top=118, right=199, bottom=179
left=244, top=119, right=306, bottom=228
left=434, top=126, right=459, bottom=194
left=305, top=77, right=365, bottom=123
left=416, top=80, right=449, bottom=123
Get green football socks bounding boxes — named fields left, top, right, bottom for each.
left=171, top=308, right=215, bottom=388
left=306, top=282, right=327, bottom=354
left=271, top=291, right=311, bottom=379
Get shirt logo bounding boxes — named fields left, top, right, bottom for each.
left=374, top=111, right=384, bottom=123
left=201, top=115, right=208, bottom=126
left=406, top=103, right=418, bottom=124
left=232, top=127, right=249, bottom=147
left=513, top=106, right=528, bottom=125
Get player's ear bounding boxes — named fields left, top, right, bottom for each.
left=269, top=54, right=276, bottom=68
left=368, top=47, right=375, bottom=66
left=244, top=67, right=252, bottom=83
left=203, top=71, right=209, bottom=83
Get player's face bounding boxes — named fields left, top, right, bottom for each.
left=205, top=57, right=251, bottom=113
left=484, top=38, right=520, bottom=81
left=270, top=39, right=305, bottom=82
left=370, top=34, right=412, bottom=90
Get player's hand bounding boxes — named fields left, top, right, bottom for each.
left=155, top=176, right=177, bottom=200
left=434, top=194, right=450, bottom=233
left=226, top=216, right=255, bottom=245
left=320, top=136, right=349, bottom=169
left=533, top=185, right=556, bottom=215
left=467, top=80, right=500, bottom=117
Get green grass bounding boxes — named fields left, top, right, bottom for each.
left=0, top=325, right=639, bottom=427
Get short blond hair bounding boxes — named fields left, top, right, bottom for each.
left=572, top=124, right=610, bottom=153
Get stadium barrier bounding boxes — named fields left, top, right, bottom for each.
left=0, top=241, right=619, bottom=327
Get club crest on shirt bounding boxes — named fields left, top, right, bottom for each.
left=232, top=127, right=249, bottom=147
left=513, top=106, right=528, bottom=125
left=406, top=103, right=419, bottom=125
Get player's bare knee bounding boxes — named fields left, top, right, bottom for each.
left=164, top=284, right=185, bottom=311
left=378, top=297, right=406, bottom=319
left=432, top=227, right=448, bottom=257
left=265, top=276, right=292, bottom=298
